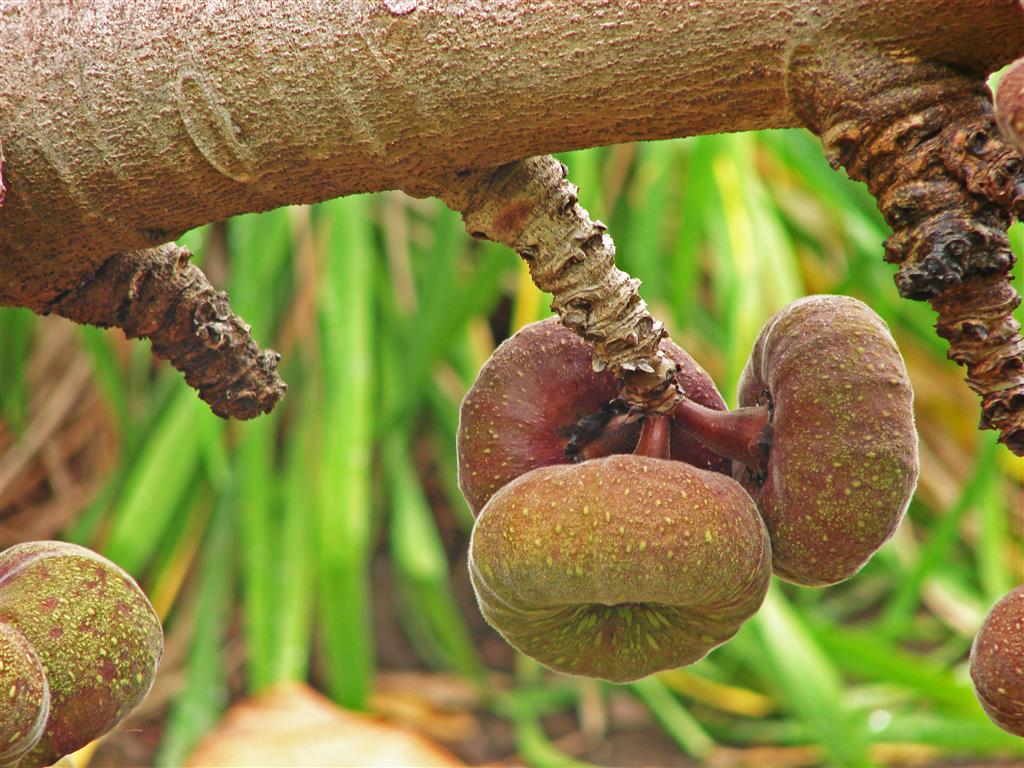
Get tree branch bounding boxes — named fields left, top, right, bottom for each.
left=2, top=1, right=1021, bottom=306
left=2, top=1, right=1024, bottom=425
left=790, top=46, right=1024, bottom=454
left=47, top=244, right=286, bottom=419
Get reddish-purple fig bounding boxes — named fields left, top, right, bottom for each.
left=995, top=57, right=1024, bottom=155
left=469, top=454, right=771, bottom=682
left=458, top=317, right=728, bottom=515
left=673, top=295, right=918, bottom=586
left=0, top=622, right=50, bottom=768
left=970, top=584, right=1024, bottom=737
left=0, top=541, right=164, bottom=767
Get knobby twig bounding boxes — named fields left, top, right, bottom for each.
left=46, top=243, right=286, bottom=419
left=438, top=156, right=680, bottom=415
left=791, top=46, right=1024, bottom=455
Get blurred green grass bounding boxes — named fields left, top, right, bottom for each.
left=2, top=127, right=1023, bottom=767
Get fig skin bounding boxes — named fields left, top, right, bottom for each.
left=0, top=541, right=164, bottom=767
left=970, top=584, right=1024, bottom=737
left=995, top=57, right=1024, bottom=154
left=735, top=295, right=919, bottom=586
left=458, top=317, right=728, bottom=515
left=468, top=454, right=771, bottom=682
left=0, top=622, right=50, bottom=768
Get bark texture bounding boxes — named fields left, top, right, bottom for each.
left=440, top=157, right=680, bottom=414
left=2, top=1, right=1022, bottom=306
left=2, top=1, right=1024, bottom=427
left=790, top=47, right=1024, bottom=454
left=48, top=244, right=286, bottom=419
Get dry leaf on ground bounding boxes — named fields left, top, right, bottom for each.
left=184, top=682, right=464, bottom=767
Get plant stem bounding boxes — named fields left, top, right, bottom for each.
left=789, top=44, right=1024, bottom=455
left=672, top=399, right=770, bottom=472
left=633, top=413, right=672, bottom=459
left=438, top=156, right=681, bottom=415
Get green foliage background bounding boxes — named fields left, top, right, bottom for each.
left=2, top=128, right=1022, bottom=766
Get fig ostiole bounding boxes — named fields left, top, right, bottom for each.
left=970, top=584, right=1024, bottom=737
left=0, top=541, right=164, bottom=768
left=468, top=454, right=771, bottom=682
left=671, top=295, right=919, bottom=587
left=458, top=317, right=729, bottom=516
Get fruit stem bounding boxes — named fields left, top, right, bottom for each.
left=571, top=409, right=637, bottom=462
left=633, top=413, right=672, bottom=459
left=436, top=156, right=681, bottom=414
left=672, top=399, right=770, bottom=472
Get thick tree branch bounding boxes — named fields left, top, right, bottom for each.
left=2, top=1, right=1024, bottom=425
left=1, top=1, right=1022, bottom=306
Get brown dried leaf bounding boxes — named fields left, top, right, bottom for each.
left=184, top=682, right=464, bottom=768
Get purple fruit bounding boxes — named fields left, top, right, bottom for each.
left=0, top=541, right=163, bottom=767
left=0, top=622, right=50, bottom=768
left=469, top=454, right=771, bottom=682
left=971, top=584, right=1024, bottom=737
left=458, top=317, right=728, bottom=515
left=674, top=296, right=919, bottom=587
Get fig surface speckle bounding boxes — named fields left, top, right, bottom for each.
left=469, top=454, right=770, bottom=682
left=735, top=296, right=919, bottom=586
left=0, top=541, right=163, bottom=767
left=0, top=622, right=50, bottom=767
left=970, top=584, right=1024, bottom=737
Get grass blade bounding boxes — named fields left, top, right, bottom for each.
left=156, top=491, right=236, bottom=767
left=102, top=389, right=221, bottom=575
left=630, top=676, right=714, bottom=759
left=386, top=436, right=484, bottom=683
left=752, top=584, right=870, bottom=767
left=315, top=194, right=376, bottom=708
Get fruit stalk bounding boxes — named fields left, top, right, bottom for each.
left=671, top=399, right=770, bottom=473
left=438, top=156, right=681, bottom=415
left=789, top=45, right=1024, bottom=455
left=633, top=413, right=673, bottom=459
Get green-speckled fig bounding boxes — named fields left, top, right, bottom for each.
left=0, top=541, right=163, bottom=768
left=469, top=454, right=771, bottom=682
left=728, top=295, right=917, bottom=586
left=970, top=584, right=1024, bottom=737
left=458, top=317, right=728, bottom=515
left=0, top=622, right=50, bottom=768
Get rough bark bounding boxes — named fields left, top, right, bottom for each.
left=45, top=243, right=286, bottom=419
left=789, top=46, right=1024, bottom=454
left=2, top=1, right=1022, bottom=306
left=439, top=156, right=681, bottom=415
left=2, top=1, right=1024, bottom=428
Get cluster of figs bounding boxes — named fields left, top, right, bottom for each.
left=459, top=295, right=919, bottom=682
left=457, top=293, right=1023, bottom=738
left=0, top=541, right=163, bottom=768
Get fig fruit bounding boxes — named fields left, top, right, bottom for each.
left=0, top=541, right=164, bottom=767
left=734, top=296, right=918, bottom=585
left=458, top=317, right=728, bottom=515
left=673, top=295, right=919, bottom=586
left=0, top=622, right=50, bottom=768
left=468, top=454, right=771, bottom=682
left=970, top=584, right=1024, bottom=737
